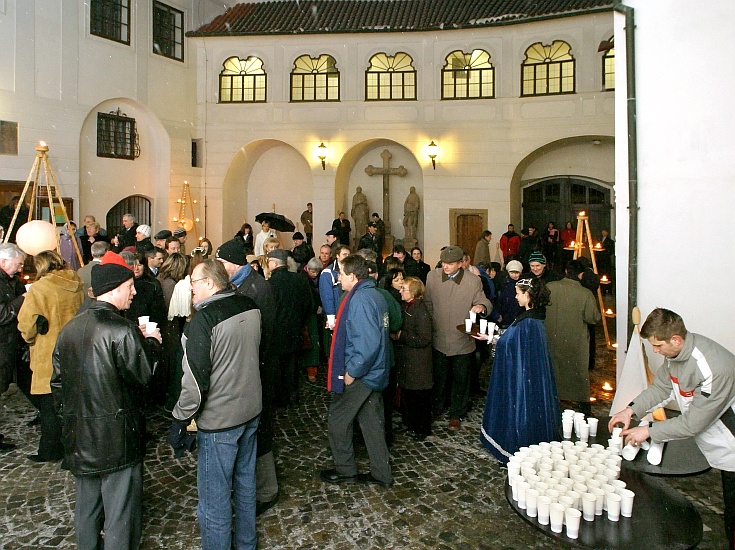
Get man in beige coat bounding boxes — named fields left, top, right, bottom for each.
left=424, top=245, right=491, bottom=431
left=545, top=260, right=601, bottom=415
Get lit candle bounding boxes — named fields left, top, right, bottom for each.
left=595, top=243, right=602, bottom=249
left=601, top=275, right=608, bottom=282
left=605, top=308, right=614, bottom=315
left=602, top=382, right=613, bottom=391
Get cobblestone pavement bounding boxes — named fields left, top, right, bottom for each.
left=0, top=324, right=728, bottom=549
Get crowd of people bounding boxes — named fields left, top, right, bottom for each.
left=1, top=210, right=734, bottom=549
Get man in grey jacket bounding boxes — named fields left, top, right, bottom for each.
left=170, top=259, right=262, bottom=550
left=610, top=308, right=735, bottom=548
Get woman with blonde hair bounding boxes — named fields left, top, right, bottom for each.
left=157, top=253, right=191, bottom=410
left=18, top=250, right=84, bottom=462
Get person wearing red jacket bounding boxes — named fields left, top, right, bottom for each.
left=499, top=224, right=521, bottom=263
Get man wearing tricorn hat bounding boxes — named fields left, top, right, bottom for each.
left=424, top=245, right=491, bottom=431
left=51, top=251, right=161, bottom=549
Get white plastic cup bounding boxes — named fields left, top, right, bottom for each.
left=534, top=481, right=549, bottom=495
left=566, top=490, right=581, bottom=510
left=587, top=417, right=599, bottom=437
left=619, top=488, right=635, bottom=517
left=469, top=310, right=477, bottom=323
left=590, top=487, right=606, bottom=516
left=526, top=489, right=539, bottom=517
left=620, top=443, right=641, bottom=461
left=464, top=318, right=473, bottom=332
left=145, top=321, right=158, bottom=334
left=486, top=321, right=496, bottom=335
left=550, top=503, right=565, bottom=533
left=580, top=423, right=589, bottom=442
left=606, top=492, right=622, bottom=521
left=507, top=461, right=521, bottom=480
left=647, top=441, right=665, bottom=465
left=517, top=481, right=530, bottom=509
left=565, top=508, right=582, bottom=539
left=545, top=489, right=560, bottom=503
left=479, top=318, right=488, bottom=334
left=610, top=479, right=626, bottom=493
left=562, top=418, right=574, bottom=439
left=582, top=492, right=597, bottom=521
left=601, top=484, right=615, bottom=510
left=138, top=315, right=150, bottom=325
left=537, top=496, right=552, bottom=525
left=612, top=426, right=623, bottom=437
left=326, top=314, right=336, bottom=329
left=510, top=475, right=522, bottom=501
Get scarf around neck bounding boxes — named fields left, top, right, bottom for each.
left=327, top=278, right=371, bottom=394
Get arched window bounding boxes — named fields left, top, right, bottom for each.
left=365, top=52, right=416, bottom=101
left=442, top=49, right=494, bottom=100
left=521, top=41, right=575, bottom=96
left=219, top=56, right=266, bottom=103
left=602, top=38, right=615, bottom=91
left=291, top=54, right=340, bottom=102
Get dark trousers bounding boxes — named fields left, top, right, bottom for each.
left=327, top=379, right=391, bottom=484
left=432, top=350, right=472, bottom=420
left=275, top=351, right=299, bottom=408
left=75, top=463, right=143, bottom=550
left=401, top=388, right=432, bottom=436
left=722, top=469, right=735, bottom=549
left=588, top=324, right=596, bottom=370
left=28, top=393, right=63, bottom=460
left=382, top=365, right=397, bottom=444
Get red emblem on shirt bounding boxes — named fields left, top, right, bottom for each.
left=671, top=375, right=694, bottom=398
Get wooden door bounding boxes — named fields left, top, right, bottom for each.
left=456, top=214, right=483, bottom=260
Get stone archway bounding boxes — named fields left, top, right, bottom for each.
left=509, top=135, right=614, bottom=230
left=221, top=140, right=312, bottom=248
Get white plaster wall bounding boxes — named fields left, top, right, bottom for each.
left=0, top=0, right=199, bottom=227
left=617, top=1, right=735, bottom=356
left=192, top=13, right=615, bottom=261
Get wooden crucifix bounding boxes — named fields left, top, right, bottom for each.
left=364, top=149, right=407, bottom=236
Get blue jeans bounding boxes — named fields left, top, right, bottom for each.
left=197, top=416, right=260, bottom=550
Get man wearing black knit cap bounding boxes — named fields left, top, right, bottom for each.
left=51, top=251, right=161, bottom=549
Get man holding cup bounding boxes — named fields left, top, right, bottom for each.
left=424, top=245, right=491, bottom=431
left=609, top=308, right=735, bottom=548
left=51, top=251, right=161, bottom=549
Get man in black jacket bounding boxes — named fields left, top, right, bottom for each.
left=111, top=213, right=138, bottom=252
left=266, top=249, right=310, bottom=408
left=0, top=243, right=26, bottom=451
left=52, top=251, right=160, bottom=549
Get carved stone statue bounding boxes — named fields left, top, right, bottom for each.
left=403, top=186, right=420, bottom=250
left=351, top=186, right=369, bottom=249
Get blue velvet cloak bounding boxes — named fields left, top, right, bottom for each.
left=480, top=307, right=561, bottom=463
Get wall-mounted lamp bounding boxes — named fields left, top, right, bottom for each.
left=427, top=140, right=438, bottom=170
left=317, top=142, right=327, bottom=170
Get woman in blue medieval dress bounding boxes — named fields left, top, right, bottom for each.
left=475, top=276, right=560, bottom=463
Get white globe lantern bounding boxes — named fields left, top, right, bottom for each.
left=15, top=220, right=58, bottom=256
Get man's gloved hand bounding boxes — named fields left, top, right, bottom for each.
left=168, top=419, right=196, bottom=458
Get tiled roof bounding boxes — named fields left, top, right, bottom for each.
left=189, top=0, right=614, bottom=37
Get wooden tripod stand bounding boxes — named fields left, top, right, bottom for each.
left=567, top=211, right=616, bottom=350
left=3, top=142, right=83, bottom=266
